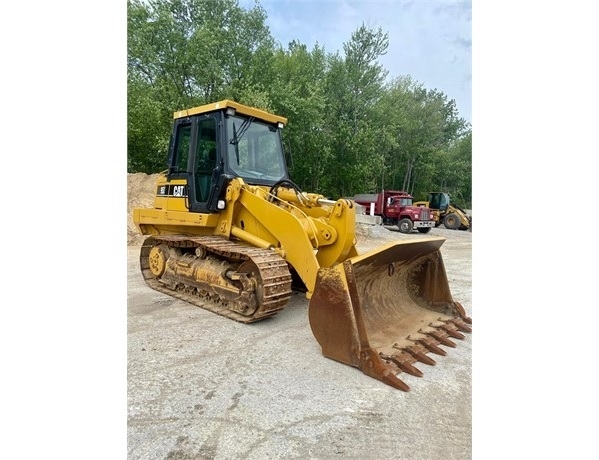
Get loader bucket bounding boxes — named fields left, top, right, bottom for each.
left=308, top=237, right=471, bottom=391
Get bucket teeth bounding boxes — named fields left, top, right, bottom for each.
left=417, top=336, right=447, bottom=356
left=388, top=375, right=410, bottom=392
left=445, top=318, right=472, bottom=333
left=437, top=323, right=466, bottom=340
left=403, top=346, right=437, bottom=366
left=359, top=348, right=411, bottom=391
left=453, top=302, right=472, bottom=324
left=381, top=353, right=423, bottom=377
left=425, top=330, right=456, bottom=348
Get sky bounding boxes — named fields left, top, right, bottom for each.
left=240, top=0, right=472, bottom=124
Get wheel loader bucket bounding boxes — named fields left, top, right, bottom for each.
left=308, top=237, right=471, bottom=391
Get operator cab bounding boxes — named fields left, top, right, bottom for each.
left=165, top=100, right=289, bottom=213
left=429, top=192, right=450, bottom=211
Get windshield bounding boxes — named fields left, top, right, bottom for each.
left=226, top=115, right=286, bottom=183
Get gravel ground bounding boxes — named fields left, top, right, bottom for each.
left=127, top=224, right=472, bottom=460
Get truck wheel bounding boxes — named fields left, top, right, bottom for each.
left=398, top=218, right=413, bottom=234
left=443, top=212, right=461, bottom=230
left=417, top=227, right=431, bottom=234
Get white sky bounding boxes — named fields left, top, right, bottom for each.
left=241, top=0, right=472, bottom=123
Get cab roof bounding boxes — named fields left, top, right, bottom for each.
left=173, top=100, right=288, bottom=126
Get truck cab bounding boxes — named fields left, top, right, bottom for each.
left=385, top=195, right=414, bottom=219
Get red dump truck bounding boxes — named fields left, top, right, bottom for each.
left=352, top=190, right=435, bottom=234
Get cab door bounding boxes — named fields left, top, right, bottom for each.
left=188, top=115, right=219, bottom=213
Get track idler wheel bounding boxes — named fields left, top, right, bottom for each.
left=148, top=244, right=170, bottom=278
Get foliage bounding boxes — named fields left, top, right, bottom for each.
left=127, top=0, right=472, bottom=204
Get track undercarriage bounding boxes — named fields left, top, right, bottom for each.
left=139, top=235, right=293, bottom=323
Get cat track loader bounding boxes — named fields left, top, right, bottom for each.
left=132, top=100, right=471, bottom=391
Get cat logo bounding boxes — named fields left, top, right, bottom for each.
left=173, top=185, right=186, bottom=197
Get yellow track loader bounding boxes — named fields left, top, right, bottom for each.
left=132, top=100, right=471, bottom=391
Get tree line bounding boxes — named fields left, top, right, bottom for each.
left=128, top=0, right=472, bottom=207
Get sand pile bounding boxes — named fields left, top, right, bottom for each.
left=127, top=173, right=159, bottom=246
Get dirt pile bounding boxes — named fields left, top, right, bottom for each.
left=127, top=173, right=159, bottom=246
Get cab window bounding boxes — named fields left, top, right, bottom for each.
left=194, top=118, right=217, bottom=202
left=173, top=123, right=192, bottom=173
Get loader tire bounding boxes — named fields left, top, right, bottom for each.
left=417, top=227, right=431, bottom=234
left=398, top=218, right=413, bottom=234
left=443, top=212, right=461, bottom=230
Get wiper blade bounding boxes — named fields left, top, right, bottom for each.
left=232, top=122, right=240, bottom=165
left=229, top=117, right=254, bottom=166
left=229, top=117, right=254, bottom=145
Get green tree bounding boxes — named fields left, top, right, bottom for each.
left=322, top=25, right=389, bottom=197
left=127, top=0, right=275, bottom=171
left=433, top=131, right=472, bottom=207
left=376, top=76, right=469, bottom=199
left=267, top=41, right=330, bottom=192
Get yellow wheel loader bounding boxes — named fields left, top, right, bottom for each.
left=415, top=192, right=472, bottom=231
left=132, top=100, right=471, bottom=391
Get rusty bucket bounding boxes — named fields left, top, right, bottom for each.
left=308, top=237, right=471, bottom=391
